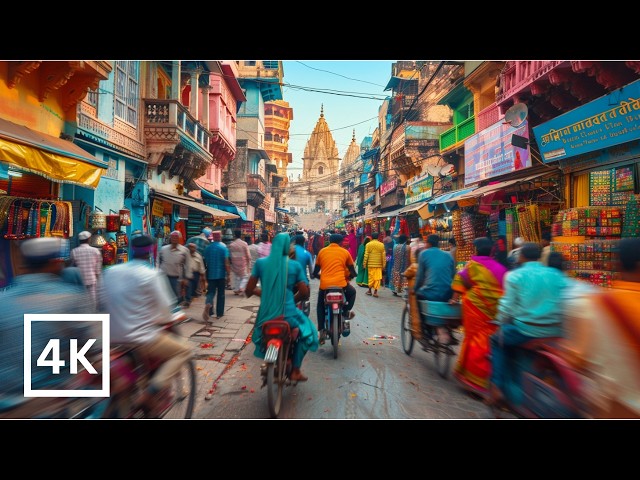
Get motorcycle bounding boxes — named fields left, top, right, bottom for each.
left=323, top=286, right=349, bottom=359
left=259, top=300, right=307, bottom=418
left=488, top=335, right=587, bottom=419
left=73, top=308, right=197, bottom=419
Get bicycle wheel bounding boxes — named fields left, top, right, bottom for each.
left=400, top=304, right=414, bottom=355
left=331, top=312, right=340, bottom=359
left=161, top=359, right=197, bottom=419
left=266, top=352, right=285, bottom=418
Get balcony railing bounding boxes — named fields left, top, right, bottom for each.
left=144, top=98, right=212, bottom=151
left=439, top=116, right=476, bottom=152
left=476, top=103, right=502, bottom=132
left=496, top=61, right=566, bottom=105
left=247, top=174, right=266, bottom=195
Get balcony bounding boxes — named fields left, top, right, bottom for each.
left=143, top=99, right=214, bottom=182
left=476, top=103, right=502, bottom=133
left=439, top=116, right=475, bottom=153
left=496, top=61, right=566, bottom=106
left=246, top=173, right=266, bottom=207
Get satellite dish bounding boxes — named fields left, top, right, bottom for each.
left=438, top=164, right=455, bottom=177
left=425, top=164, right=441, bottom=177
left=503, top=103, right=528, bottom=127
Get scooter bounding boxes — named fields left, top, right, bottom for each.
left=489, top=336, right=586, bottom=419
left=323, top=286, right=349, bottom=360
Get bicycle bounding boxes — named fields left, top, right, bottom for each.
left=400, top=292, right=462, bottom=379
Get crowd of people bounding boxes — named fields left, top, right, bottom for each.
left=1, top=220, right=639, bottom=419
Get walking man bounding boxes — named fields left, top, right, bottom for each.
left=228, top=229, right=251, bottom=295
left=202, top=230, right=231, bottom=321
left=159, top=230, right=193, bottom=306
left=69, top=230, right=103, bottom=310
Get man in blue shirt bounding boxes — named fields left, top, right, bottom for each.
left=202, top=230, right=231, bottom=321
left=293, top=234, right=314, bottom=282
left=413, top=234, right=456, bottom=344
left=489, top=242, right=570, bottom=405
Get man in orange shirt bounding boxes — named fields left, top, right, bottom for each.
left=313, top=233, right=357, bottom=344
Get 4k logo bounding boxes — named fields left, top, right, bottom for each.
left=24, top=314, right=110, bottom=398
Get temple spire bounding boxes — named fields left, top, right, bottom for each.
left=352, top=129, right=356, bottom=142
left=320, top=104, right=324, bottom=118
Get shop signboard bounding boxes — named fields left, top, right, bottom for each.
left=464, top=120, right=531, bottom=186
left=533, top=78, right=640, bottom=163
left=380, top=177, right=398, bottom=197
left=404, top=175, right=433, bottom=205
left=151, top=199, right=164, bottom=217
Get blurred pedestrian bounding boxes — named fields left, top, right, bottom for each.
left=557, top=237, right=640, bottom=418
left=69, top=230, right=103, bottom=310
left=1, top=237, right=100, bottom=418
left=450, top=237, right=508, bottom=398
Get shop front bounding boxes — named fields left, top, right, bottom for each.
left=0, top=118, right=109, bottom=287
left=532, top=77, right=640, bottom=286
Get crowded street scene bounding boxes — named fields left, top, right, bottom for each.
left=1, top=60, right=639, bottom=420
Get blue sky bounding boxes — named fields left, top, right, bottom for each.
left=281, top=60, right=394, bottom=180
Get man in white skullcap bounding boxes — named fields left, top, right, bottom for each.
left=70, top=230, right=103, bottom=310
left=159, top=230, right=193, bottom=306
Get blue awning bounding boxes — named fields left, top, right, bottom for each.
left=198, top=183, right=247, bottom=220
left=428, top=186, right=478, bottom=205
left=275, top=207, right=289, bottom=213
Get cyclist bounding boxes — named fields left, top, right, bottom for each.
left=312, top=233, right=357, bottom=344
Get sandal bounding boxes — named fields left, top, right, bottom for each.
left=290, top=369, right=308, bottom=382
left=373, top=293, right=379, bottom=298
left=318, top=329, right=326, bottom=345
left=365, top=291, right=372, bottom=296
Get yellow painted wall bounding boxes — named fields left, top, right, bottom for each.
left=0, top=62, right=70, bottom=135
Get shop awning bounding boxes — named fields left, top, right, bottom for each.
left=377, top=207, right=404, bottom=218
left=197, top=183, right=247, bottom=220
left=429, top=186, right=478, bottom=205
left=452, top=173, right=548, bottom=202
left=0, top=117, right=108, bottom=189
left=152, top=190, right=240, bottom=220
left=399, top=201, right=428, bottom=214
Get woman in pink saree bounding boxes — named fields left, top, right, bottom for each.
left=450, top=237, right=507, bottom=398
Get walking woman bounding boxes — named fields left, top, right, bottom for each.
left=390, top=234, right=411, bottom=296
left=355, top=235, right=371, bottom=287
left=245, top=232, right=319, bottom=382
left=449, top=237, right=508, bottom=398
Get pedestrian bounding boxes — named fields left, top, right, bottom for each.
left=363, top=232, right=386, bottom=298
left=158, top=230, right=193, bottom=306
left=1, top=237, right=101, bottom=418
left=414, top=234, right=456, bottom=344
left=69, top=230, right=103, bottom=310
left=383, top=229, right=394, bottom=288
left=355, top=235, right=371, bottom=287
left=507, top=236, right=525, bottom=270
left=246, top=235, right=259, bottom=272
left=228, top=229, right=251, bottom=295
left=256, top=232, right=271, bottom=259
left=202, top=230, right=231, bottom=321
left=293, top=234, right=314, bottom=281
left=390, top=234, right=411, bottom=296
left=450, top=237, right=508, bottom=398
left=448, top=237, right=458, bottom=267
left=185, top=243, right=206, bottom=307
left=540, top=231, right=552, bottom=266
left=186, top=226, right=212, bottom=256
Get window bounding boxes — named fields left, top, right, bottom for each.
left=318, top=166, right=324, bottom=175
left=244, top=61, right=256, bottom=67
left=87, top=88, right=98, bottom=109
left=263, top=61, right=279, bottom=69
left=115, top=61, right=139, bottom=126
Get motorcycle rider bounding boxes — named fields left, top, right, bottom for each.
left=98, top=233, right=193, bottom=417
left=312, top=233, right=357, bottom=344
left=488, top=241, right=571, bottom=408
